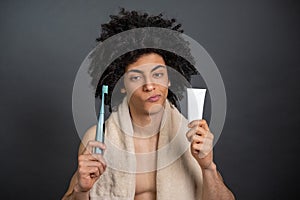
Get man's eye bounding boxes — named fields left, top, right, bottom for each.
left=153, top=72, right=164, bottom=78
left=129, top=76, right=142, bottom=81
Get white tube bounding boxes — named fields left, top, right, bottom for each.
left=187, top=88, right=207, bottom=122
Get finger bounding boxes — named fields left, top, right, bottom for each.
left=81, top=166, right=101, bottom=179
left=78, top=154, right=99, bottom=163
left=90, top=167, right=100, bottom=178
left=87, top=155, right=107, bottom=168
left=90, top=163, right=107, bottom=178
left=191, top=134, right=204, bottom=144
left=195, top=126, right=209, bottom=137
left=188, top=120, right=202, bottom=128
left=206, top=131, right=214, bottom=140
left=200, top=120, right=209, bottom=131
left=186, top=127, right=197, bottom=141
left=95, top=168, right=100, bottom=177
left=86, top=140, right=106, bottom=153
left=83, top=140, right=106, bottom=155
left=79, top=154, right=107, bottom=168
left=191, top=143, right=201, bottom=154
left=192, top=141, right=202, bottom=150
left=78, top=163, right=105, bottom=179
left=87, top=167, right=100, bottom=177
left=91, top=154, right=107, bottom=167
left=193, top=126, right=208, bottom=137
left=192, top=135, right=213, bottom=151
left=79, top=160, right=104, bottom=169
left=78, top=166, right=97, bottom=178
left=98, top=164, right=106, bottom=175
left=188, top=119, right=209, bottom=131
left=186, top=126, right=208, bottom=141
left=191, top=141, right=212, bottom=158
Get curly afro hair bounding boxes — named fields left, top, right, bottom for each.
left=88, top=8, right=199, bottom=111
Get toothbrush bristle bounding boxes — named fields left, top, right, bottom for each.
left=102, top=85, right=108, bottom=94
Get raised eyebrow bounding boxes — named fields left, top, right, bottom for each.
left=151, top=65, right=166, bottom=72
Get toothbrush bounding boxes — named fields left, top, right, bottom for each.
left=95, top=85, right=108, bottom=154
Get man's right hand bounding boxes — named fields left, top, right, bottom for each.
left=75, top=140, right=107, bottom=193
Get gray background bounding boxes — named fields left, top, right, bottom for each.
left=0, top=0, right=299, bottom=199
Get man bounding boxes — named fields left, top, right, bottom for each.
left=62, top=8, right=235, bottom=200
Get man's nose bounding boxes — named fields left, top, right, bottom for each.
left=143, top=78, right=155, bottom=92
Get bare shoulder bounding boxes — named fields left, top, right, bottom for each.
left=82, top=125, right=97, bottom=143
left=78, top=125, right=97, bottom=155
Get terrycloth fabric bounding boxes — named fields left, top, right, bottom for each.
left=89, top=97, right=203, bottom=200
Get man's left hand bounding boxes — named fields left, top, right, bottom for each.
left=186, top=119, right=214, bottom=169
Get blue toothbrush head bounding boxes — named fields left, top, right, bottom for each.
left=102, top=85, right=108, bottom=94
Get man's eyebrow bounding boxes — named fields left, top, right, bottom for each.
left=127, top=65, right=166, bottom=74
left=151, top=65, right=166, bottom=72
left=127, top=69, right=143, bottom=74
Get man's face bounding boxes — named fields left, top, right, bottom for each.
left=124, top=53, right=169, bottom=116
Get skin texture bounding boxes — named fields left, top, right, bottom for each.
left=62, top=53, right=235, bottom=200
left=125, top=53, right=167, bottom=200
left=124, top=53, right=169, bottom=126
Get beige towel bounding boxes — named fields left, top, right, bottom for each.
left=63, top=97, right=203, bottom=200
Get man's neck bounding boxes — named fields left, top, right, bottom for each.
left=131, top=108, right=164, bottom=138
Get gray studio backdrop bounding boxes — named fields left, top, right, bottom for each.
left=0, top=0, right=299, bottom=199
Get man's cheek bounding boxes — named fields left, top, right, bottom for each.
left=126, top=84, right=142, bottom=96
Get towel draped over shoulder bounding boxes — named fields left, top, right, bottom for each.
left=63, top=97, right=203, bottom=200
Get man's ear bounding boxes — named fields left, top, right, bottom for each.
left=168, top=81, right=171, bottom=87
left=121, top=88, right=126, bottom=93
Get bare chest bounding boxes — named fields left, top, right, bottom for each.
left=133, top=135, right=158, bottom=198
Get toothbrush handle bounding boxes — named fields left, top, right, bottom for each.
left=95, top=113, right=104, bottom=154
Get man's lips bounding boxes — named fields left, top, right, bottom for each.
left=147, top=95, right=161, bottom=102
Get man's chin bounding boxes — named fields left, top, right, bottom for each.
left=147, top=104, right=165, bottom=115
